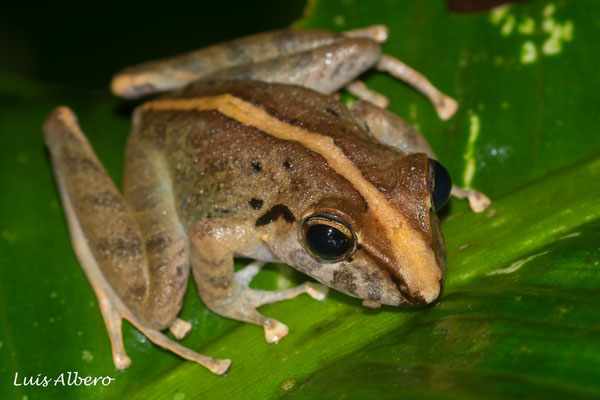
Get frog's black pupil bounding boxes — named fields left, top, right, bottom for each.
left=429, top=158, right=452, bottom=211
left=305, top=224, right=350, bottom=260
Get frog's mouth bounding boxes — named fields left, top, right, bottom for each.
left=359, top=236, right=443, bottom=306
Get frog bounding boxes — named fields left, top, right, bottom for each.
left=43, top=25, right=490, bottom=375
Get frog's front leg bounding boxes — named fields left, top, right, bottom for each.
left=189, top=219, right=327, bottom=343
left=44, top=107, right=230, bottom=375
left=351, top=100, right=491, bottom=212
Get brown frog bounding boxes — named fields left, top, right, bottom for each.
left=43, top=25, right=489, bottom=375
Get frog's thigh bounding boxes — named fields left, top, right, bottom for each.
left=451, top=186, right=492, bottom=213
left=122, top=138, right=191, bottom=330
left=189, top=219, right=327, bottom=343
left=351, top=100, right=436, bottom=157
left=205, top=38, right=382, bottom=96
left=111, top=28, right=344, bottom=99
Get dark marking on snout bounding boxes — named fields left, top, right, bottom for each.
left=333, top=268, right=357, bottom=295
left=255, top=204, right=295, bottom=227
left=359, top=269, right=383, bottom=301
left=249, top=198, right=263, bottom=210
left=361, top=246, right=428, bottom=305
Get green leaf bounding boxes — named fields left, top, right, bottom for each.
left=2, top=1, right=599, bottom=399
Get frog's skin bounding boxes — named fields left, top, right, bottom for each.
left=43, top=25, right=490, bottom=375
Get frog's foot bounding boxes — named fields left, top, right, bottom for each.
left=376, top=55, right=458, bottom=120
left=226, top=261, right=329, bottom=343
left=169, top=318, right=192, bottom=340
left=98, top=287, right=231, bottom=374
left=451, top=186, right=491, bottom=213
left=346, top=81, right=389, bottom=109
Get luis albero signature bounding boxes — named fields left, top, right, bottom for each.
left=13, top=371, right=115, bottom=387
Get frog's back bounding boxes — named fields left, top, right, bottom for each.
left=130, top=80, right=418, bottom=231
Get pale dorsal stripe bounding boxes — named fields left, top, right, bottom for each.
left=142, top=94, right=441, bottom=301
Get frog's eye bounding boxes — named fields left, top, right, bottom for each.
left=300, top=213, right=356, bottom=262
left=428, top=158, right=452, bottom=211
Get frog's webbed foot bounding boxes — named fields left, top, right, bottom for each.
left=451, top=186, right=491, bottom=213
left=233, top=261, right=328, bottom=343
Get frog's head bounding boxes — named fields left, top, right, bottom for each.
left=272, top=153, right=450, bottom=306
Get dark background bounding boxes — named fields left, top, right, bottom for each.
left=0, top=1, right=305, bottom=90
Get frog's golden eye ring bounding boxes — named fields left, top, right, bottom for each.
left=428, top=158, right=452, bottom=211
left=300, top=213, right=357, bottom=262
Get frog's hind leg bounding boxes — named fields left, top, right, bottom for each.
left=111, top=28, right=346, bottom=99
left=190, top=220, right=328, bottom=343
left=343, top=25, right=458, bottom=120
left=43, top=107, right=230, bottom=375
left=57, top=188, right=225, bottom=371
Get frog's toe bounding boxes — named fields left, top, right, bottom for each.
left=169, top=318, right=192, bottom=340
left=114, top=352, right=132, bottom=370
left=263, top=318, right=289, bottom=344
left=304, top=282, right=329, bottom=301
left=435, top=95, right=459, bottom=121
left=451, top=186, right=492, bottom=213
left=212, top=359, right=232, bottom=376
left=467, top=190, right=492, bottom=213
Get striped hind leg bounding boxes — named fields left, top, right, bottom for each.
left=43, top=107, right=230, bottom=374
